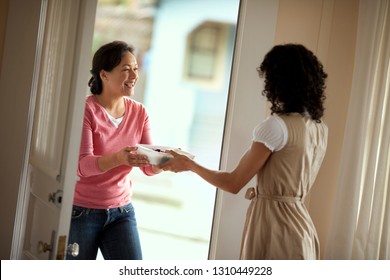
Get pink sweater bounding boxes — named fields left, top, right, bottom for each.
left=73, top=95, right=156, bottom=209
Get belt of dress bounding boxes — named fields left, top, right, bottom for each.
left=245, top=187, right=303, bottom=203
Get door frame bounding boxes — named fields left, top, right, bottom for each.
left=209, top=0, right=279, bottom=259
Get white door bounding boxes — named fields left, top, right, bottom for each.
left=12, top=0, right=97, bottom=260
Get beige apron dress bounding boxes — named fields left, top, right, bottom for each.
left=240, top=114, right=328, bottom=260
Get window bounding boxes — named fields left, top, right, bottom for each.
left=187, top=24, right=221, bottom=79
left=184, top=21, right=231, bottom=89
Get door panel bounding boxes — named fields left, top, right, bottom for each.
left=12, top=0, right=97, bottom=260
left=22, top=166, right=61, bottom=259
left=29, top=166, right=62, bottom=208
left=24, top=197, right=59, bottom=259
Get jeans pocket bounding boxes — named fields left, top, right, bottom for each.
left=71, top=206, right=87, bottom=219
left=122, top=203, right=134, bottom=214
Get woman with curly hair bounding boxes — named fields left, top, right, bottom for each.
left=159, top=43, right=328, bottom=259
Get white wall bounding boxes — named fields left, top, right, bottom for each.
left=274, top=0, right=359, bottom=258
left=0, top=0, right=42, bottom=259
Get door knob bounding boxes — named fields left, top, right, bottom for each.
left=48, top=190, right=63, bottom=207
left=38, top=241, right=53, bottom=253
left=37, top=230, right=56, bottom=259
left=67, top=242, right=79, bottom=257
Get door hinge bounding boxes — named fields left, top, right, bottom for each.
left=56, top=235, right=79, bottom=259
left=56, top=235, right=67, bottom=260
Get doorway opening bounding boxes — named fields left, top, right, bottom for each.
left=93, top=0, right=239, bottom=259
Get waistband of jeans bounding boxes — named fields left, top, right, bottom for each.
left=73, top=203, right=131, bottom=213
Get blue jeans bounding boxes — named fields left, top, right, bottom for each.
left=66, top=203, right=142, bottom=260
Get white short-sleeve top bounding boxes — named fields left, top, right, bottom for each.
left=252, top=115, right=288, bottom=152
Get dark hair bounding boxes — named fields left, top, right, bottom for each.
left=88, top=41, right=135, bottom=95
left=258, top=44, right=327, bottom=122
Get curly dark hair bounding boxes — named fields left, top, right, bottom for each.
left=88, top=41, right=135, bottom=95
left=258, top=44, right=327, bottom=122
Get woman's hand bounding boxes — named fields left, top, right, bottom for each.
left=98, top=146, right=150, bottom=171
left=158, top=150, right=193, bottom=173
left=158, top=142, right=272, bottom=194
left=118, top=146, right=150, bottom=167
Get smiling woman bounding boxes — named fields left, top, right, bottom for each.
left=66, top=40, right=164, bottom=260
